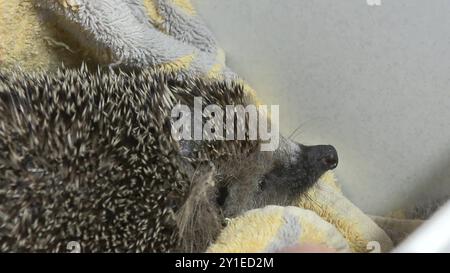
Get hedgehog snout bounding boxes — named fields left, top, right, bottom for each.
left=303, top=144, right=338, bottom=171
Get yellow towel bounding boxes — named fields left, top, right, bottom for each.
left=0, top=0, right=82, bottom=70
left=207, top=205, right=351, bottom=253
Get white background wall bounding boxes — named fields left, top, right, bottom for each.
left=192, top=0, right=450, bottom=214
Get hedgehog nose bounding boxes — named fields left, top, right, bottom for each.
left=307, top=145, right=338, bottom=170
left=319, top=145, right=338, bottom=170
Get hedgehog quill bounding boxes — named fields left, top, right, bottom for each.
left=0, top=65, right=338, bottom=252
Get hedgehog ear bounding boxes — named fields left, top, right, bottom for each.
left=176, top=162, right=221, bottom=252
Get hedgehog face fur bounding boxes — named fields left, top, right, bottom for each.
left=0, top=65, right=337, bottom=252
left=214, top=140, right=338, bottom=220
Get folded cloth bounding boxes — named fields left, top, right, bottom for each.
left=207, top=205, right=351, bottom=253
left=1, top=0, right=236, bottom=79
left=298, top=172, right=393, bottom=252
left=0, top=0, right=258, bottom=102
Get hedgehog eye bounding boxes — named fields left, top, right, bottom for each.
left=216, top=185, right=229, bottom=207
left=258, top=177, right=267, bottom=191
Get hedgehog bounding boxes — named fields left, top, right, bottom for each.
left=0, top=64, right=339, bottom=252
